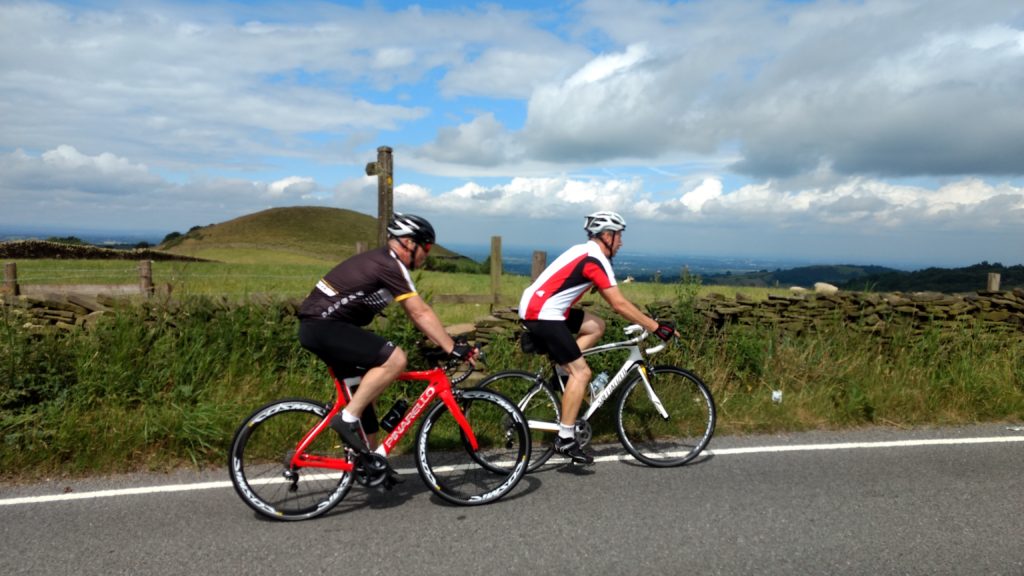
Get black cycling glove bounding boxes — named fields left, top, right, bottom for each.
left=450, top=342, right=474, bottom=361
left=653, top=321, right=676, bottom=342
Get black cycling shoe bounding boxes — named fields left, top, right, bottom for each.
left=554, top=436, right=594, bottom=465
left=330, top=415, right=370, bottom=454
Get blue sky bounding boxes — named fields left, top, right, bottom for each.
left=1, top=0, right=1023, bottom=269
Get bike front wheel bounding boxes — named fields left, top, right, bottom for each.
left=616, top=366, right=716, bottom=467
left=229, top=398, right=353, bottom=521
left=416, top=389, right=530, bottom=506
left=477, top=370, right=560, bottom=472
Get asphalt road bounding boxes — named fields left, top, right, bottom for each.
left=2, top=423, right=1022, bottom=576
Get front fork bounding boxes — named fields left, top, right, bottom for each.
left=637, top=363, right=669, bottom=419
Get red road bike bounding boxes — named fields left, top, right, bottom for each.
left=229, top=355, right=530, bottom=521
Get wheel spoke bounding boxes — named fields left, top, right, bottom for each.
left=229, top=400, right=353, bottom=521
left=616, top=367, right=716, bottom=467
left=416, top=390, right=529, bottom=505
left=479, top=371, right=559, bottom=472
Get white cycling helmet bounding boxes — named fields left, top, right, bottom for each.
left=584, top=210, right=626, bottom=237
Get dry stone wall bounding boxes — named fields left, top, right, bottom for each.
left=655, top=288, right=1024, bottom=336
left=4, top=289, right=1022, bottom=339
left=471, top=290, right=1024, bottom=342
left=0, top=240, right=205, bottom=261
left=0, top=293, right=117, bottom=332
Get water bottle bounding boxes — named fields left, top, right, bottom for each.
left=379, top=398, right=409, bottom=433
left=589, top=372, right=609, bottom=396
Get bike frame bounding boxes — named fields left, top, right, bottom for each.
left=528, top=327, right=668, bottom=432
left=287, top=367, right=479, bottom=473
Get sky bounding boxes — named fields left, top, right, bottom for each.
left=1, top=0, right=1023, bottom=269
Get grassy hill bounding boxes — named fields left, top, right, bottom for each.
left=702, top=264, right=898, bottom=288
left=700, top=262, right=1022, bottom=292
left=159, top=206, right=472, bottom=267
left=838, top=262, right=1024, bottom=292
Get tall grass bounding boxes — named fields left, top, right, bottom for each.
left=2, top=268, right=1022, bottom=479
left=2, top=298, right=320, bottom=476
left=673, top=311, right=1024, bottom=435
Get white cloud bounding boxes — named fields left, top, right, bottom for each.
left=680, top=178, right=723, bottom=212
left=384, top=169, right=1024, bottom=234
left=1, top=145, right=161, bottom=198
left=566, top=43, right=649, bottom=88
left=41, top=145, right=149, bottom=176
left=2, top=1, right=1023, bottom=266
left=329, top=175, right=378, bottom=214
left=395, top=182, right=432, bottom=204
left=0, top=147, right=339, bottom=232
left=522, top=43, right=678, bottom=162
left=416, top=113, right=519, bottom=167
left=268, top=176, right=316, bottom=198
left=440, top=48, right=589, bottom=99
left=373, top=47, right=416, bottom=69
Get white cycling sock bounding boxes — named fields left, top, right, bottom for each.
left=558, top=423, right=575, bottom=439
left=340, top=409, right=360, bottom=423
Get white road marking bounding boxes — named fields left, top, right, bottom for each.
left=2, top=435, right=1022, bottom=506
left=706, top=435, right=1024, bottom=455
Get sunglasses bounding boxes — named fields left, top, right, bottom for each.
left=408, top=240, right=432, bottom=254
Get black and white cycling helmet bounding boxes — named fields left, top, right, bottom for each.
left=387, top=213, right=436, bottom=245
left=584, top=210, right=626, bottom=237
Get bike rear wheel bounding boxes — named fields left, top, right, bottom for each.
left=478, top=370, right=560, bottom=472
left=416, top=389, right=530, bottom=505
left=616, top=366, right=716, bottom=467
left=229, top=399, right=353, bottom=521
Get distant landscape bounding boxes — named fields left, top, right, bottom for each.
left=2, top=206, right=1020, bottom=293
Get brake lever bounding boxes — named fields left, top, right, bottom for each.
left=447, top=345, right=482, bottom=385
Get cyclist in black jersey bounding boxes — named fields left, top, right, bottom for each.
left=297, top=213, right=471, bottom=454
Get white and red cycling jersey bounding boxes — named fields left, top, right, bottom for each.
left=518, top=241, right=617, bottom=321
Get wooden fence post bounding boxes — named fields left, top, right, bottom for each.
left=355, top=241, right=367, bottom=254
left=490, top=236, right=502, bottom=304
left=138, top=260, right=154, bottom=297
left=531, top=251, right=547, bottom=281
left=365, top=146, right=394, bottom=249
left=987, top=273, right=1001, bottom=291
left=3, top=262, right=18, bottom=296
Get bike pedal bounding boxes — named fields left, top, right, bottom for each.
left=382, top=473, right=404, bottom=491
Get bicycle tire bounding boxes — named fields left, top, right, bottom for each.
left=478, top=370, right=560, bottom=472
left=415, top=389, right=530, bottom=506
left=229, top=398, right=353, bottom=521
left=616, top=366, right=716, bottom=467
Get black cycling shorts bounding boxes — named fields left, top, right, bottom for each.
left=298, top=319, right=398, bottom=434
left=522, top=308, right=585, bottom=365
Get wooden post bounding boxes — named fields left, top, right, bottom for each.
left=138, top=260, right=154, bottom=296
left=365, top=146, right=394, bottom=249
left=490, top=236, right=502, bottom=303
left=531, top=251, right=547, bottom=281
left=355, top=241, right=367, bottom=255
left=3, top=262, right=18, bottom=296
left=987, top=273, right=1001, bottom=291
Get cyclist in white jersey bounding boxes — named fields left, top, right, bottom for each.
left=518, top=211, right=677, bottom=464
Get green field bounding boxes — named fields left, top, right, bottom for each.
left=8, top=259, right=788, bottom=323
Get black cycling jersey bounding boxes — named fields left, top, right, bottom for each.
left=297, top=247, right=417, bottom=325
